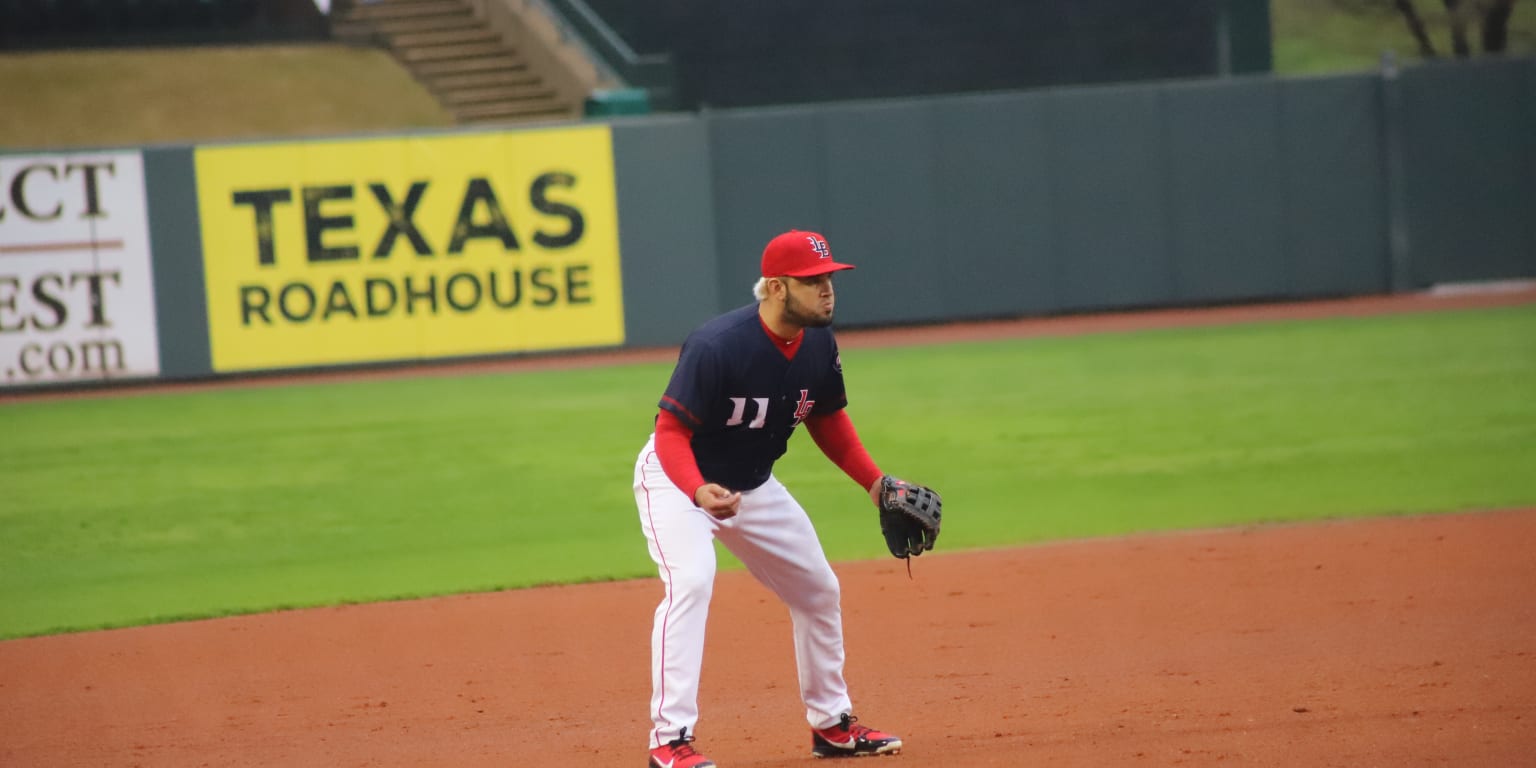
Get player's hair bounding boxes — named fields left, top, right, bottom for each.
left=752, top=277, right=774, bottom=301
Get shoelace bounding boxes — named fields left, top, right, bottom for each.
left=832, top=714, right=875, bottom=739
left=667, top=726, right=700, bottom=758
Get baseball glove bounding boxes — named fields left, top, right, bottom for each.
left=877, top=475, right=942, bottom=559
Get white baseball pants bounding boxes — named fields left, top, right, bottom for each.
left=634, top=435, right=853, bottom=749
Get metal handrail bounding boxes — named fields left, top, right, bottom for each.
left=537, top=0, right=677, bottom=109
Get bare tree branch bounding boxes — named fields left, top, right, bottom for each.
left=1481, top=0, right=1518, bottom=52
left=1394, top=0, right=1442, bottom=56
left=1442, top=0, right=1473, bottom=56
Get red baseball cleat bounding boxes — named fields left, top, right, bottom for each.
left=649, top=727, right=716, bottom=768
left=811, top=713, right=903, bottom=758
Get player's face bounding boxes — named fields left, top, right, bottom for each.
left=780, top=274, right=835, bottom=328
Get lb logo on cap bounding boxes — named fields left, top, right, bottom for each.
left=807, top=235, right=831, bottom=259
left=760, top=229, right=857, bottom=278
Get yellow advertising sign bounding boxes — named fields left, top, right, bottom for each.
left=195, top=127, right=624, bottom=372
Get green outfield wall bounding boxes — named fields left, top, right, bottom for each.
left=2, top=58, right=1532, bottom=391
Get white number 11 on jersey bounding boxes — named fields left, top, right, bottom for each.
left=725, top=397, right=770, bottom=428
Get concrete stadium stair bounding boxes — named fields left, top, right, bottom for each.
left=331, top=0, right=578, bottom=125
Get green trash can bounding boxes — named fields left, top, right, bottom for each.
left=585, top=88, right=652, bottom=117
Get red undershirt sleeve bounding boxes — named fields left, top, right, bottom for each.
left=654, top=409, right=706, bottom=502
left=803, top=409, right=884, bottom=491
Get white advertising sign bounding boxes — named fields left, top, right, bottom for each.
left=0, top=151, right=162, bottom=387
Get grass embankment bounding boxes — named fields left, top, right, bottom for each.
left=1271, top=0, right=1536, bottom=74
left=2, top=305, right=1533, bottom=638
left=0, top=44, right=451, bottom=150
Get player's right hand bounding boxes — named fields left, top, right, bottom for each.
left=695, top=483, right=742, bottom=520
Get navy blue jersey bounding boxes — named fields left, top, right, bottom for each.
left=658, top=303, right=849, bottom=491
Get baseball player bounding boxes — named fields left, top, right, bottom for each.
left=634, top=229, right=940, bottom=768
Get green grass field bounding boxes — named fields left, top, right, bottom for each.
left=3, top=305, right=1533, bottom=639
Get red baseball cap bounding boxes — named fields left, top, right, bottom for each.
left=760, top=229, right=857, bottom=278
